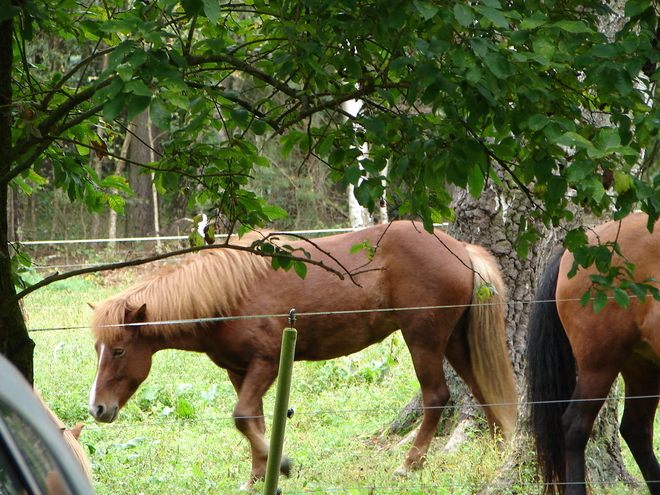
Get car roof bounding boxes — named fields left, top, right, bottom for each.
left=0, top=352, right=96, bottom=494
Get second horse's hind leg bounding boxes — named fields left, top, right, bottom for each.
left=562, top=369, right=620, bottom=495
left=395, top=339, right=450, bottom=476
left=620, top=358, right=660, bottom=495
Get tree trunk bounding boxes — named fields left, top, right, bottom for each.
left=126, top=111, right=156, bottom=237
left=0, top=17, right=34, bottom=381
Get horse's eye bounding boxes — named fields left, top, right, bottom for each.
left=113, top=348, right=125, bottom=357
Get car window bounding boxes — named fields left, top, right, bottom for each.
left=0, top=401, right=73, bottom=495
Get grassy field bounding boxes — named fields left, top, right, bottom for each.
left=22, top=266, right=647, bottom=494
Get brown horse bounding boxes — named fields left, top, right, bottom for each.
left=88, top=221, right=517, bottom=489
left=528, top=212, right=660, bottom=495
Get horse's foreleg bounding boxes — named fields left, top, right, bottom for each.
left=620, top=360, right=660, bottom=495
left=228, top=364, right=286, bottom=491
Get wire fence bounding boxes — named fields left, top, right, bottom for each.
left=26, top=293, right=653, bottom=417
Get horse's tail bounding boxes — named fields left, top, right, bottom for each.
left=526, top=248, right=575, bottom=495
left=464, top=244, right=518, bottom=439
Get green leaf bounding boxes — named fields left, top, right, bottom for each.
left=453, top=4, right=474, bottom=27
left=413, top=1, right=439, bottom=20
left=483, top=51, right=511, bottom=78
left=293, top=260, right=307, bottom=279
left=188, top=231, right=204, bottom=248
left=103, top=93, right=126, bottom=122
left=555, top=131, right=592, bottom=149
left=106, top=194, right=126, bottom=214
left=252, top=119, right=267, bottom=136
left=552, top=20, right=592, bottom=33
left=595, top=127, right=621, bottom=151
left=468, top=164, right=485, bottom=198
left=628, top=283, right=647, bottom=302
left=150, top=98, right=171, bottom=131
left=476, top=282, right=496, bottom=302
left=127, top=95, right=152, bottom=122
left=202, top=0, right=221, bottom=23
left=564, top=228, right=589, bottom=251
left=475, top=5, right=509, bottom=29
left=625, top=0, right=650, bottom=17
left=262, top=205, right=289, bottom=220
left=593, top=290, right=608, bottom=314
left=565, top=160, right=595, bottom=182
left=0, top=6, right=21, bottom=21
left=519, top=12, right=547, bottom=30
left=580, top=289, right=591, bottom=307
left=591, top=43, right=619, bottom=59
left=125, top=79, right=152, bottom=97
left=613, top=171, right=633, bottom=194
left=528, top=114, right=550, bottom=131
left=612, top=287, right=630, bottom=308
left=117, top=64, right=133, bottom=82
left=175, top=397, right=195, bottom=419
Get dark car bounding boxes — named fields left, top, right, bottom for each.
left=0, top=353, right=95, bottom=494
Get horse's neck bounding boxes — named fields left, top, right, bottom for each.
left=154, top=331, right=206, bottom=353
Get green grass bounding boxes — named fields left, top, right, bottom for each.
left=22, top=267, right=649, bottom=494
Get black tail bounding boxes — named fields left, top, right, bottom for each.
left=526, top=248, right=576, bottom=495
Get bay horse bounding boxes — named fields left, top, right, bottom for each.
left=88, top=221, right=517, bottom=490
left=528, top=212, right=660, bottom=495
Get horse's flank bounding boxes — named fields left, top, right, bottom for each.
left=91, top=244, right=270, bottom=344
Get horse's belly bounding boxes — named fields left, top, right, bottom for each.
left=294, top=318, right=398, bottom=361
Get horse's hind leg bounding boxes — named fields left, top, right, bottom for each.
left=444, top=331, right=499, bottom=438
left=396, top=331, right=451, bottom=476
left=562, top=369, right=620, bottom=495
left=620, top=357, right=660, bottom=495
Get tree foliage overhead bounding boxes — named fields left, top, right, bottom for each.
left=4, top=0, right=660, bottom=287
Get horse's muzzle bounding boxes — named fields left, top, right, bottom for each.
left=89, top=403, right=118, bottom=423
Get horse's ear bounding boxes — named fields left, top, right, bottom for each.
left=87, top=303, right=96, bottom=310
left=69, top=423, right=85, bottom=441
left=125, top=304, right=148, bottom=324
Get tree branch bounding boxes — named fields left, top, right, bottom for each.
left=7, top=241, right=353, bottom=308
left=0, top=103, right=105, bottom=187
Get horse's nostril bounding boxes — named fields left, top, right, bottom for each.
left=95, top=404, right=105, bottom=418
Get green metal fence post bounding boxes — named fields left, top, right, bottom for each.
left=263, top=309, right=298, bottom=495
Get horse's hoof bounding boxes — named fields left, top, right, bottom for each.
left=239, top=480, right=256, bottom=492
left=280, top=457, right=292, bottom=477
left=394, top=465, right=411, bottom=477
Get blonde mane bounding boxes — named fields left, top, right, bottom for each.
left=91, top=241, right=271, bottom=344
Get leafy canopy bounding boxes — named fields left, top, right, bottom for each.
left=4, top=0, right=660, bottom=300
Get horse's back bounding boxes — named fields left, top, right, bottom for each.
left=233, top=221, right=477, bottom=360
left=291, top=221, right=475, bottom=309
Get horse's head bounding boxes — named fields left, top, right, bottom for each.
left=88, top=304, right=155, bottom=423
